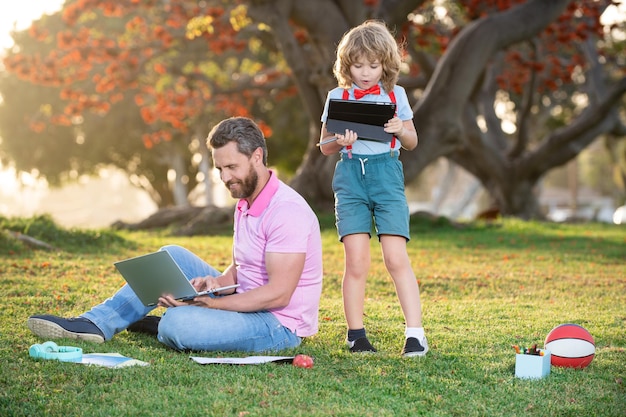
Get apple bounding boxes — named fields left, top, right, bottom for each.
left=292, top=354, right=314, bottom=368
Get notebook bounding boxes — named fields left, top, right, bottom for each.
left=114, top=251, right=239, bottom=306
left=325, top=99, right=396, bottom=143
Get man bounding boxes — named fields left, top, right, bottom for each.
left=27, top=117, right=323, bottom=352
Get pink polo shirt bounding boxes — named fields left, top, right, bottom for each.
left=234, top=171, right=323, bottom=337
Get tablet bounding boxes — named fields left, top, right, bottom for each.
left=326, top=99, right=396, bottom=142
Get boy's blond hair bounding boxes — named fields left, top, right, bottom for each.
left=333, top=20, right=403, bottom=94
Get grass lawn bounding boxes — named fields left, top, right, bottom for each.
left=1, top=214, right=625, bottom=416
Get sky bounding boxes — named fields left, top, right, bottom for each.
left=1, top=1, right=625, bottom=48
left=0, top=0, right=65, bottom=50
left=0, top=1, right=624, bottom=49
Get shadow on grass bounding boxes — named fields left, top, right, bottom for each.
left=1, top=214, right=136, bottom=256
left=318, top=209, right=625, bottom=263
left=3, top=212, right=624, bottom=263
left=406, top=214, right=625, bottom=263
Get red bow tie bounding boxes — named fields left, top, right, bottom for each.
left=354, top=85, right=380, bottom=99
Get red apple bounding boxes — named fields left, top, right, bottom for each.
left=292, top=354, right=314, bottom=368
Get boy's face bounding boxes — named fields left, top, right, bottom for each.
left=350, top=56, right=383, bottom=90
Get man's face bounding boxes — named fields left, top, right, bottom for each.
left=212, top=141, right=261, bottom=199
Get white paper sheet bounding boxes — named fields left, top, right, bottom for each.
left=190, top=355, right=294, bottom=365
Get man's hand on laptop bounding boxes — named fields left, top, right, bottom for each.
left=191, top=276, right=237, bottom=295
left=157, top=276, right=238, bottom=308
left=157, top=294, right=193, bottom=308
left=157, top=292, right=217, bottom=309
left=190, top=276, right=212, bottom=292
left=157, top=281, right=216, bottom=307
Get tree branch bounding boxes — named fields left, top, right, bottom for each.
left=510, top=40, right=539, bottom=159
left=419, top=0, right=571, bottom=116
left=377, top=0, right=426, bottom=26
left=528, top=76, right=626, bottom=174
left=407, top=0, right=571, bottom=179
left=5, top=230, right=55, bottom=250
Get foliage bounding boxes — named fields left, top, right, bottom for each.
left=0, top=0, right=307, bottom=205
left=397, top=0, right=626, bottom=217
left=1, top=217, right=625, bottom=416
left=0, top=0, right=624, bottom=217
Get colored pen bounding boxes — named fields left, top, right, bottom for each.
left=317, top=137, right=339, bottom=146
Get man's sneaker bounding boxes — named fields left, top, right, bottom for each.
left=402, top=336, right=429, bottom=357
left=348, top=337, right=377, bottom=353
left=127, top=316, right=161, bottom=336
left=27, top=315, right=105, bottom=344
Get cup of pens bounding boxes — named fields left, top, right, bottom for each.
left=513, top=344, right=551, bottom=379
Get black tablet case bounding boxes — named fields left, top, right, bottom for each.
left=326, top=99, right=396, bottom=142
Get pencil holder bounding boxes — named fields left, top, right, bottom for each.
left=515, top=349, right=551, bottom=379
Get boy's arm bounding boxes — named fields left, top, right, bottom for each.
left=319, top=123, right=341, bottom=155
left=389, top=119, right=418, bottom=151
left=319, top=124, right=358, bottom=155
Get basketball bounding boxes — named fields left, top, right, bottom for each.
left=544, top=323, right=595, bottom=368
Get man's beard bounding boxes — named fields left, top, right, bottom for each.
left=226, top=165, right=258, bottom=199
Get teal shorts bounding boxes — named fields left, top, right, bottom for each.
left=332, top=151, right=410, bottom=241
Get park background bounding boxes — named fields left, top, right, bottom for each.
left=0, top=2, right=624, bottom=416
left=0, top=0, right=625, bottom=230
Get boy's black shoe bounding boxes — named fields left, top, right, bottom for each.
left=27, top=315, right=105, bottom=343
left=402, top=337, right=429, bottom=357
left=348, top=337, right=377, bottom=353
left=127, top=316, right=161, bottom=336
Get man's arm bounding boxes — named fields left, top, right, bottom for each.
left=208, top=263, right=238, bottom=288
left=207, top=252, right=304, bottom=311
left=162, top=252, right=305, bottom=311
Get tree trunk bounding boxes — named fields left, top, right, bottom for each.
left=488, top=178, right=543, bottom=220
left=247, top=0, right=425, bottom=208
left=288, top=122, right=338, bottom=208
left=266, top=0, right=575, bottom=218
left=169, top=150, right=190, bottom=207
left=256, top=0, right=626, bottom=221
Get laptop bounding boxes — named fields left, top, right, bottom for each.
left=325, top=99, right=396, bottom=143
left=114, top=251, right=239, bottom=306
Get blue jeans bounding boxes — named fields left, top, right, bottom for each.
left=82, top=245, right=301, bottom=352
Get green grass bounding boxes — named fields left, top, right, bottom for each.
left=1, top=214, right=625, bottom=416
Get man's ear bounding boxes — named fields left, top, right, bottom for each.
left=253, top=147, right=263, bottom=165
